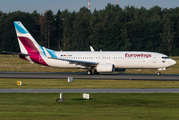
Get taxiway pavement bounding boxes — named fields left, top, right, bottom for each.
left=1, top=88, right=179, bottom=93
left=0, top=72, right=179, bottom=80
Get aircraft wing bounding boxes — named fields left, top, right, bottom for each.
left=57, top=58, right=98, bottom=67
left=42, top=47, right=98, bottom=67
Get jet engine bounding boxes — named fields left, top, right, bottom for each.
left=96, top=63, right=115, bottom=72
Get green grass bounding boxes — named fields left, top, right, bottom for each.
left=1, top=78, right=179, bottom=89
left=0, top=93, right=179, bottom=120
left=0, top=55, right=178, bottom=74
left=0, top=55, right=86, bottom=72
left=1, top=55, right=179, bottom=120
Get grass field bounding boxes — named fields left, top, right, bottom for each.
left=0, top=55, right=71, bottom=72
left=0, top=55, right=178, bottom=74
left=0, top=55, right=179, bottom=120
left=1, top=93, right=179, bottom=120
left=1, top=78, right=179, bottom=89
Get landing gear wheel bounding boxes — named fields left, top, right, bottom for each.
left=157, top=72, right=161, bottom=76
left=86, top=70, right=92, bottom=75
left=94, top=70, right=99, bottom=75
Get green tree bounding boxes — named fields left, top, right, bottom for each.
left=120, top=27, right=132, bottom=51
left=39, top=10, right=54, bottom=48
left=160, top=19, right=175, bottom=56
left=72, top=7, right=91, bottom=51
left=62, top=11, right=76, bottom=50
left=54, top=10, right=63, bottom=50
left=0, top=5, right=179, bottom=56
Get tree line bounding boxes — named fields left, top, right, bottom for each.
left=0, top=4, right=179, bottom=56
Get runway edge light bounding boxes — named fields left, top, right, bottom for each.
left=17, top=81, right=22, bottom=86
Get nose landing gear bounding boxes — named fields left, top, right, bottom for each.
left=157, top=72, right=161, bottom=76
left=157, top=68, right=166, bottom=76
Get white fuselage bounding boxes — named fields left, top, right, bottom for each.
left=14, top=21, right=177, bottom=74
left=42, top=51, right=176, bottom=69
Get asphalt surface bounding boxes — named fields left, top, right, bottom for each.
left=0, top=72, right=179, bottom=80
left=1, top=88, right=179, bottom=93
left=0, top=72, right=179, bottom=93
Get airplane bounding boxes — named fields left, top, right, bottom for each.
left=3, top=21, right=177, bottom=75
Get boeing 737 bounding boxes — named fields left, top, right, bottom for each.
left=3, top=21, right=177, bottom=75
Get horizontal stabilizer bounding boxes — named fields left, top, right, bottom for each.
left=2, top=51, right=30, bottom=56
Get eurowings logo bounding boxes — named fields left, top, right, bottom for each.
left=125, top=53, right=152, bottom=58
left=162, top=61, right=165, bottom=63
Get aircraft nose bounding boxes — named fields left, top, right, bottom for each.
left=171, top=59, right=176, bottom=66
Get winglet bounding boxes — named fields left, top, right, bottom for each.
left=90, top=46, right=95, bottom=52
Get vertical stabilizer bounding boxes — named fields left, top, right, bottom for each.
left=14, top=21, right=48, bottom=66
left=14, top=21, right=41, bottom=54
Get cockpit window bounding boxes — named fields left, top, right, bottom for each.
left=162, top=57, right=169, bottom=59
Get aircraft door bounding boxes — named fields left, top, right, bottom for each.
left=153, top=55, right=157, bottom=63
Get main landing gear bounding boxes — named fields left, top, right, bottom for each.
left=86, top=70, right=92, bottom=75
left=94, top=70, right=99, bottom=75
left=86, top=69, right=99, bottom=75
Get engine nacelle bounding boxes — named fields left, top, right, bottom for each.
left=96, top=63, right=115, bottom=72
